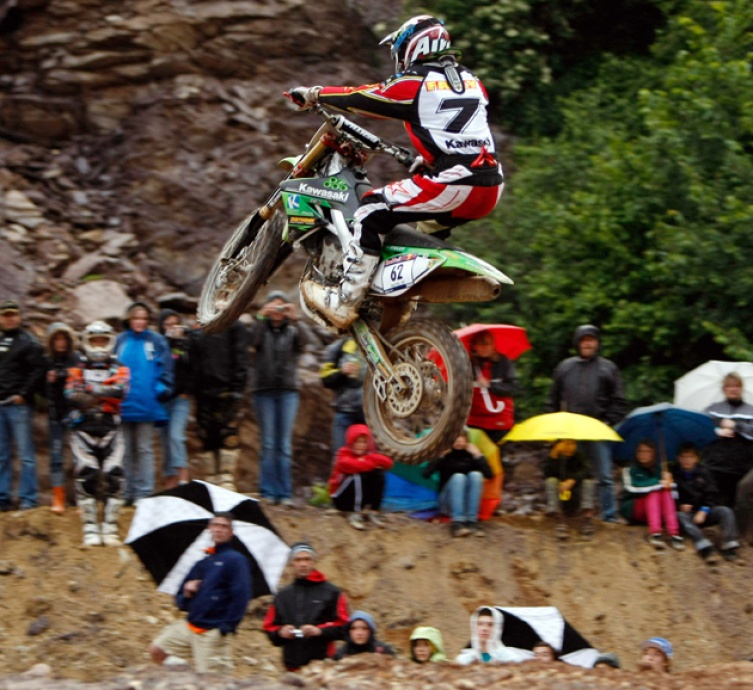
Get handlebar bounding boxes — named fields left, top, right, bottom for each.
left=313, top=105, right=415, bottom=170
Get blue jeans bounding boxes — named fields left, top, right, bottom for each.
left=122, top=421, right=156, bottom=501
left=0, top=403, right=37, bottom=508
left=583, top=441, right=616, bottom=520
left=332, top=410, right=365, bottom=459
left=677, top=507, right=740, bottom=552
left=253, top=391, right=299, bottom=501
left=49, top=417, right=67, bottom=488
left=160, top=397, right=190, bottom=477
left=439, top=471, right=483, bottom=524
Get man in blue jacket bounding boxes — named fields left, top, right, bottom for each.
left=150, top=512, right=252, bottom=672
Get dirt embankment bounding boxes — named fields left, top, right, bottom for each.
left=2, top=500, right=753, bottom=688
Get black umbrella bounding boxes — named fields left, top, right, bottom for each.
left=125, top=481, right=289, bottom=598
left=496, top=606, right=599, bottom=667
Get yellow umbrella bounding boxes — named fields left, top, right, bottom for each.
left=502, top=411, right=623, bottom=443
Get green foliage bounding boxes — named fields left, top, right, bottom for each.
left=435, top=0, right=753, bottom=416
left=409, top=0, right=673, bottom=135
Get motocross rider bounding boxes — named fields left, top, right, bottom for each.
left=287, top=15, right=504, bottom=330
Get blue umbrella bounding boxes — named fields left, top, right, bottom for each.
left=613, top=402, right=717, bottom=467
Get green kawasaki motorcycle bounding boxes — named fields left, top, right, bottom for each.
left=198, top=106, right=512, bottom=463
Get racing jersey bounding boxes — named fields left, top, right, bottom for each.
left=317, top=60, right=501, bottom=182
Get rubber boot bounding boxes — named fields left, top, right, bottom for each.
left=302, top=244, right=380, bottom=329
left=79, top=497, right=102, bottom=547
left=50, top=486, right=66, bottom=515
left=101, top=497, right=124, bottom=547
left=218, top=448, right=239, bottom=491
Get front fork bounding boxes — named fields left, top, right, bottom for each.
left=351, top=319, right=404, bottom=402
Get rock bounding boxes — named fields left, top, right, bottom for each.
left=26, top=615, right=50, bottom=636
left=70, top=279, right=131, bottom=325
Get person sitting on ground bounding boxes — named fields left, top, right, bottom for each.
left=422, top=429, right=493, bottom=537
left=543, top=439, right=596, bottom=540
left=333, top=610, right=396, bottom=660
left=620, top=440, right=684, bottom=551
left=637, top=637, right=672, bottom=673
left=673, top=441, right=741, bottom=563
left=409, top=626, right=447, bottom=664
left=532, top=640, right=559, bottom=662
left=328, top=424, right=393, bottom=530
left=455, top=606, right=527, bottom=665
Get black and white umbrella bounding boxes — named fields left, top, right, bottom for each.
left=125, top=481, right=289, bottom=598
left=497, top=606, right=600, bottom=667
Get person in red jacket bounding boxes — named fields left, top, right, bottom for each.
left=328, top=424, right=393, bottom=530
left=466, top=330, right=519, bottom=444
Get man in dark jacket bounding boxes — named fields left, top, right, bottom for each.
left=263, top=542, right=349, bottom=671
left=249, top=291, right=303, bottom=505
left=546, top=324, right=629, bottom=522
left=189, top=319, right=248, bottom=490
left=0, top=300, right=44, bottom=511
left=150, top=512, right=252, bottom=672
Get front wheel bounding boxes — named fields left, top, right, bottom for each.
left=198, top=211, right=287, bottom=333
left=363, top=318, right=472, bottom=464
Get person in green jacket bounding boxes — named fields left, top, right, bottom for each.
left=410, top=626, right=447, bottom=663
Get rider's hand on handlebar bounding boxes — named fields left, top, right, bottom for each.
left=284, top=86, right=322, bottom=110
left=409, top=154, right=427, bottom=175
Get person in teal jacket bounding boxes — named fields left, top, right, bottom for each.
left=115, top=302, right=173, bottom=503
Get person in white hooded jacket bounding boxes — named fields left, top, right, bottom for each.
left=455, top=606, right=528, bottom=664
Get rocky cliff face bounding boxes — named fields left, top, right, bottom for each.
left=0, top=0, right=403, bottom=485
left=1, top=0, right=400, bottom=315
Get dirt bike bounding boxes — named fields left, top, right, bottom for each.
left=198, top=105, right=512, bottom=463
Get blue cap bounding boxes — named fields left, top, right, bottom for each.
left=641, top=637, right=673, bottom=659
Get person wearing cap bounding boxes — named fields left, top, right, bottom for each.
left=546, top=324, right=629, bottom=522
left=150, top=512, right=252, bottom=673
left=114, top=302, right=173, bottom=504
left=263, top=542, right=349, bottom=671
left=638, top=637, right=673, bottom=673
left=248, top=291, right=304, bottom=506
left=333, top=610, right=395, bottom=660
left=0, top=300, right=44, bottom=511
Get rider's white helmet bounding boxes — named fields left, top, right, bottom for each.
left=81, top=320, right=116, bottom=363
left=380, top=15, right=451, bottom=73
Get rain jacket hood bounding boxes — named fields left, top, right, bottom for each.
left=345, top=424, right=372, bottom=447
left=45, top=321, right=77, bottom=356
left=455, top=606, right=528, bottom=665
left=410, top=626, right=447, bottom=662
left=573, top=324, right=600, bottom=356
left=157, top=308, right=179, bottom=334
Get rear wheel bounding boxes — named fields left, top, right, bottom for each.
left=198, top=211, right=288, bottom=333
left=363, top=318, right=472, bottom=464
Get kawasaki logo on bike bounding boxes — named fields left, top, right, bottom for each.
left=297, top=182, right=349, bottom=203
left=323, top=177, right=349, bottom=191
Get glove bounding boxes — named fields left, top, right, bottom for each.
left=284, top=86, right=321, bottom=110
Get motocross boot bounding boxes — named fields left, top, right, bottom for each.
left=218, top=448, right=239, bottom=491
left=101, top=497, right=124, bottom=547
left=79, top=496, right=102, bottom=547
left=302, top=244, right=380, bottom=330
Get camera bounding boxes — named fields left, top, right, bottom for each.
left=276, top=305, right=286, bottom=313
left=292, top=629, right=304, bottom=638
